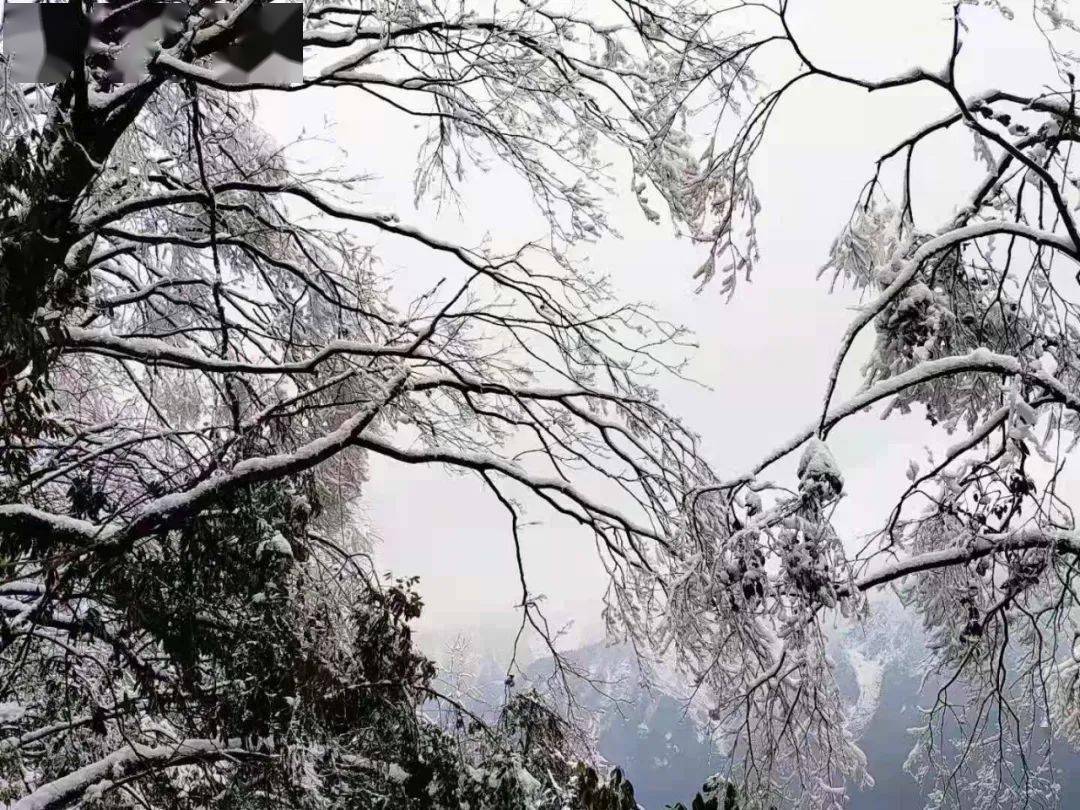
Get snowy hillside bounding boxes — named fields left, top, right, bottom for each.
left=432, top=600, right=1080, bottom=809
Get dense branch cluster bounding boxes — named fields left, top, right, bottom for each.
left=0, top=1, right=750, bottom=807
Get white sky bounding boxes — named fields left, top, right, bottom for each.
left=256, top=0, right=1080, bottom=660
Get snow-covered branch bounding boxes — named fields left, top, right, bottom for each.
left=851, top=526, right=1080, bottom=593
left=11, top=737, right=259, bottom=810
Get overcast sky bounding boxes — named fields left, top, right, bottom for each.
left=256, top=0, right=1080, bottom=661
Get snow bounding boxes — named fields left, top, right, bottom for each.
left=845, top=649, right=884, bottom=736
left=0, top=702, right=25, bottom=724
left=744, top=490, right=763, bottom=514
left=10, top=738, right=244, bottom=810
left=516, top=766, right=541, bottom=793
left=112, top=369, right=411, bottom=539
left=83, top=779, right=113, bottom=800
left=1039, top=351, right=1059, bottom=376
left=0, top=505, right=104, bottom=547
left=257, top=532, right=293, bottom=559
left=854, top=526, right=1080, bottom=593
left=1012, top=399, right=1038, bottom=427
left=797, top=438, right=844, bottom=495
left=62, top=325, right=407, bottom=376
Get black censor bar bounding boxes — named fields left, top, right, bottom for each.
left=1, top=2, right=302, bottom=85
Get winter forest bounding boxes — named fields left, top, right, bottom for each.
left=9, top=0, right=1080, bottom=807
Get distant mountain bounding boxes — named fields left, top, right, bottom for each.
left=429, top=601, right=1080, bottom=808
left=829, top=599, right=928, bottom=809
left=524, top=641, right=723, bottom=810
